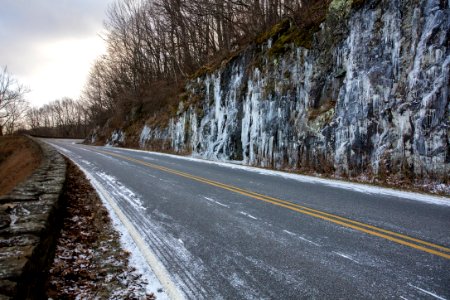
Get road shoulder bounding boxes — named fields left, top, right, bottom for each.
left=46, top=159, right=157, bottom=299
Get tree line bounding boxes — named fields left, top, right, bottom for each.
left=1, top=0, right=329, bottom=138
left=0, top=67, right=89, bottom=138
left=82, top=0, right=329, bottom=130
left=25, top=98, right=90, bottom=138
left=0, top=67, right=28, bottom=136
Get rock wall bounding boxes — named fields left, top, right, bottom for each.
left=134, top=0, right=449, bottom=182
left=0, top=138, right=66, bottom=299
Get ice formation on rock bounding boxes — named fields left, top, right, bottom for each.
left=134, top=0, right=449, bottom=180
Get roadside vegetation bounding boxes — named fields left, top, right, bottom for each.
left=2, top=1, right=337, bottom=140
left=79, top=0, right=332, bottom=133
left=0, top=67, right=29, bottom=136
left=0, top=0, right=333, bottom=140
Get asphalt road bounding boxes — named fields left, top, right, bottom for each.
left=46, top=139, right=450, bottom=299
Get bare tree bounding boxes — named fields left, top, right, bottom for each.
left=3, top=99, right=29, bottom=135
left=0, top=67, right=29, bottom=136
left=25, top=97, right=90, bottom=138
left=81, top=0, right=330, bottom=130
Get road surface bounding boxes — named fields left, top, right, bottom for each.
left=46, top=139, right=450, bottom=299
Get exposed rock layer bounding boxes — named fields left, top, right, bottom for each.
left=114, top=0, right=449, bottom=183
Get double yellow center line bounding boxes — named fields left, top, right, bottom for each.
left=97, top=149, right=450, bottom=260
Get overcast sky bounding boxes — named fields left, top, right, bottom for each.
left=0, top=0, right=114, bottom=107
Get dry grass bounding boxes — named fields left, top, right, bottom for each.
left=0, top=136, right=42, bottom=196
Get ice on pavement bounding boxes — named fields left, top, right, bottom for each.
left=48, top=142, right=168, bottom=298
left=107, top=147, right=450, bottom=207
left=77, top=165, right=170, bottom=299
left=96, top=171, right=146, bottom=211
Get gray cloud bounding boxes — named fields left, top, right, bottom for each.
left=1, top=0, right=110, bottom=38
left=0, top=0, right=113, bottom=104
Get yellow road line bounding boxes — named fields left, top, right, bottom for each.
left=217, top=186, right=450, bottom=253
left=96, top=148, right=450, bottom=260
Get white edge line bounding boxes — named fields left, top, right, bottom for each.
left=77, top=163, right=185, bottom=300
left=50, top=145, right=185, bottom=300
left=101, top=146, right=450, bottom=207
left=408, top=284, right=447, bottom=300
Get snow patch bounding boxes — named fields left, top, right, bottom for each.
left=204, top=196, right=230, bottom=208
left=81, top=159, right=92, bottom=166
left=282, top=229, right=296, bottom=236
left=282, top=230, right=321, bottom=247
left=332, top=251, right=360, bottom=264
left=108, top=147, right=450, bottom=207
left=96, top=171, right=146, bottom=211
left=51, top=157, right=173, bottom=299
left=74, top=164, right=176, bottom=300
left=239, top=211, right=258, bottom=220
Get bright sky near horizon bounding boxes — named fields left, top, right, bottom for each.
left=0, top=0, right=114, bottom=107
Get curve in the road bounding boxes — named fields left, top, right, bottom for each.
left=96, top=149, right=450, bottom=260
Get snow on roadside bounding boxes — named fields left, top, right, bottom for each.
left=106, top=147, right=450, bottom=207
left=100, top=196, right=168, bottom=299
left=75, top=163, right=171, bottom=300
left=47, top=142, right=171, bottom=300
left=96, top=171, right=147, bottom=211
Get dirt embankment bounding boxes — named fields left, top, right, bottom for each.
left=0, top=136, right=42, bottom=195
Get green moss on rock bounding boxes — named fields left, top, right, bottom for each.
left=268, top=24, right=318, bottom=56
left=256, top=19, right=292, bottom=45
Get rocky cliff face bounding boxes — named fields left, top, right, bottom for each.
left=122, top=0, right=449, bottom=183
